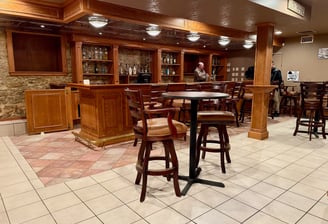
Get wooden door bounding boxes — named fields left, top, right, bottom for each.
left=25, top=89, right=69, bottom=134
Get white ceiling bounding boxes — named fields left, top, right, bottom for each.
left=99, top=0, right=328, bottom=38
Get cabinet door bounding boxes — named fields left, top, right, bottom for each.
left=25, top=89, right=69, bottom=134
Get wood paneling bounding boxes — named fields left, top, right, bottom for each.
left=25, top=89, right=68, bottom=134
left=70, top=83, right=152, bottom=147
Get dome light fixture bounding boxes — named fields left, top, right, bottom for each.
left=146, top=24, right=161, bottom=37
left=218, top=36, right=231, bottom=46
left=243, top=40, right=254, bottom=49
left=274, top=30, right=282, bottom=35
left=88, top=15, right=108, bottom=28
left=187, top=31, right=200, bottom=42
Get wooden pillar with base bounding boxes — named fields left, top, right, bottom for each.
left=248, top=23, right=276, bottom=140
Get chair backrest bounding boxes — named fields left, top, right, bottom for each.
left=300, top=82, right=325, bottom=107
left=233, top=81, right=243, bottom=99
left=150, top=84, right=168, bottom=107
left=239, top=80, right=254, bottom=98
left=224, top=81, right=236, bottom=98
left=124, top=88, right=147, bottom=138
left=212, top=82, right=226, bottom=92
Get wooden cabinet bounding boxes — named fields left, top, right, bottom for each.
left=69, top=84, right=151, bottom=147
left=72, top=42, right=114, bottom=84
left=81, top=44, right=114, bottom=84
left=25, top=87, right=79, bottom=134
left=118, top=47, right=155, bottom=84
left=71, top=34, right=227, bottom=84
left=160, top=50, right=183, bottom=83
left=210, top=54, right=227, bottom=81
left=6, top=30, right=67, bottom=76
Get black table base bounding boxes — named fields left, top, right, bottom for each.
left=178, top=167, right=225, bottom=195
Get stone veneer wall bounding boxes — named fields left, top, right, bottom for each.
left=0, top=29, right=73, bottom=120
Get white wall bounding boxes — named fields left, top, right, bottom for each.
left=274, top=34, right=328, bottom=85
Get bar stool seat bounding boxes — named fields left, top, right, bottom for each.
left=196, top=111, right=235, bottom=173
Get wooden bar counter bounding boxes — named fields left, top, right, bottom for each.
left=68, top=83, right=156, bottom=147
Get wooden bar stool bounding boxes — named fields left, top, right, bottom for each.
left=125, top=88, right=188, bottom=202
left=196, top=111, right=235, bottom=173
left=293, top=82, right=326, bottom=141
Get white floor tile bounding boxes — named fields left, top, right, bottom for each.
left=243, top=211, right=286, bottom=224
left=216, top=198, right=257, bottom=222
left=262, top=200, right=305, bottom=223
left=193, top=209, right=239, bottom=224
left=171, top=196, right=211, bottom=219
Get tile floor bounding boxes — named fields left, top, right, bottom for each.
left=0, top=118, right=328, bottom=224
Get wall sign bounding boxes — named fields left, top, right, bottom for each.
left=287, top=0, right=305, bottom=17
left=287, top=71, right=299, bottom=81
left=318, top=48, right=328, bottom=59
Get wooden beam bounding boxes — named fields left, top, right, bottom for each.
left=0, top=0, right=63, bottom=22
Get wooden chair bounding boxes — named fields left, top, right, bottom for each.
left=167, top=83, right=190, bottom=123
left=239, top=80, right=253, bottom=123
left=125, top=88, right=187, bottom=202
left=196, top=110, right=235, bottom=173
left=279, top=84, right=300, bottom=117
left=293, top=82, right=326, bottom=140
left=222, top=81, right=240, bottom=127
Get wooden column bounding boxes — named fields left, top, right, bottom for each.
left=248, top=23, right=276, bottom=140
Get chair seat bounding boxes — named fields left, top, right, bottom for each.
left=137, top=117, right=188, bottom=137
left=197, top=111, right=235, bottom=123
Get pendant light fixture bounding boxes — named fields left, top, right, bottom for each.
left=243, top=40, right=254, bottom=49
left=187, top=31, right=200, bottom=42
left=88, top=15, right=108, bottom=28
left=146, top=24, right=161, bottom=37
left=218, top=36, right=231, bottom=46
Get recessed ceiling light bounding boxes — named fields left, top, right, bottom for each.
left=40, top=25, right=45, bottom=28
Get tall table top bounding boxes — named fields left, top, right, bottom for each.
left=162, top=91, right=229, bottom=100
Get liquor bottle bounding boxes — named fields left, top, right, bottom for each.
left=87, top=46, right=92, bottom=59
left=82, top=47, right=87, bottom=59
left=169, top=54, right=173, bottom=64
left=132, top=64, right=137, bottom=75
left=94, top=47, right=98, bottom=59
left=103, top=48, right=108, bottom=60
left=94, top=63, right=99, bottom=73
left=128, top=65, right=132, bottom=76
left=173, top=56, right=176, bottom=64
left=119, top=63, right=124, bottom=75
left=99, top=47, right=103, bottom=60
left=125, top=64, right=129, bottom=76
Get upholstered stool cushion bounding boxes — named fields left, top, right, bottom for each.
left=197, top=111, right=235, bottom=124
left=243, top=93, right=253, bottom=100
left=137, top=117, right=188, bottom=137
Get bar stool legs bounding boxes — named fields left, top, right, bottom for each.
left=195, top=111, right=235, bottom=174
left=135, top=139, right=181, bottom=202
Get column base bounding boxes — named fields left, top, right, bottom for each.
left=248, top=128, right=269, bottom=140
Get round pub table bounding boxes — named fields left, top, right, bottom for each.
left=162, top=91, right=229, bottom=195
